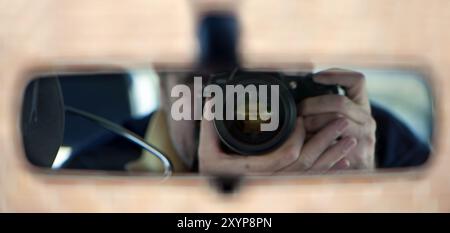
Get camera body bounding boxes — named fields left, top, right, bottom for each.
left=208, top=69, right=341, bottom=155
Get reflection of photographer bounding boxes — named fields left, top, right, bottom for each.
left=121, top=68, right=428, bottom=175
left=152, top=68, right=374, bottom=175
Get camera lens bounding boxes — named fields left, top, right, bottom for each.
left=214, top=73, right=297, bottom=155
left=225, top=93, right=285, bottom=143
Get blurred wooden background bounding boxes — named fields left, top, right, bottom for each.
left=0, top=0, right=449, bottom=212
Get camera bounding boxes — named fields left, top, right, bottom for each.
left=207, top=68, right=342, bottom=155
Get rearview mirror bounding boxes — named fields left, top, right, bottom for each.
left=20, top=64, right=434, bottom=178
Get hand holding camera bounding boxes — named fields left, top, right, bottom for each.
left=301, top=68, right=376, bottom=170
left=198, top=68, right=376, bottom=175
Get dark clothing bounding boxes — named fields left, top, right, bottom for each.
left=64, top=104, right=430, bottom=171
left=372, top=105, right=430, bottom=167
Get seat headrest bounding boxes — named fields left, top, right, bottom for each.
left=21, top=78, right=65, bottom=167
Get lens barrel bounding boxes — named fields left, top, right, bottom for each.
left=213, top=72, right=297, bottom=155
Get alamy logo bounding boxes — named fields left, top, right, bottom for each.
left=170, top=77, right=280, bottom=131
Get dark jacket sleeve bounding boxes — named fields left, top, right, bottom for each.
left=372, top=104, right=430, bottom=168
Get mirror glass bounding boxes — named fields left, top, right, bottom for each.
left=21, top=65, right=434, bottom=176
